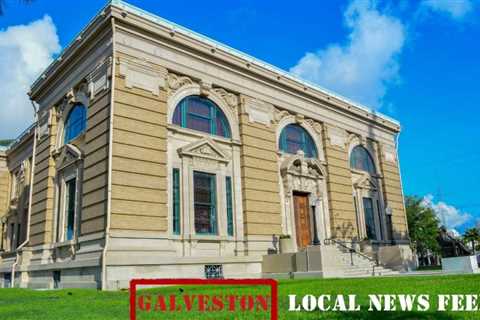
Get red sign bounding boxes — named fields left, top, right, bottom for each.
left=130, top=278, right=278, bottom=320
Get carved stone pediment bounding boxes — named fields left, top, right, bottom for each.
left=53, top=144, right=83, bottom=171
left=354, top=174, right=378, bottom=190
left=178, top=138, right=229, bottom=163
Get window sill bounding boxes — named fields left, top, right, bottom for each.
left=170, top=234, right=235, bottom=241
left=350, top=168, right=382, bottom=178
left=167, top=124, right=241, bottom=146
left=52, top=240, right=76, bottom=249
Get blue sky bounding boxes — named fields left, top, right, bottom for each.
left=0, top=0, right=478, bottom=233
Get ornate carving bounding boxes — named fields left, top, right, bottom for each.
left=213, top=87, right=239, bottom=109
left=200, top=81, right=212, bottom=97
left=65, top=89, right=76, bottom=105
left=167, top=72, right=194, bottom=92
left=304, top=118, right=323, bottom=135
left=274, top=108, right=291, bottom=123
left=295, top=114, right=305, bottom=124
left=284, top=157, right=324, bottom=179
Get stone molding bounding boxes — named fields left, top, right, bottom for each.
left=326, top=125, right=348, bottom=149
left=353, top=173, right=379, bottom=191
left=381, top=143, right=397, bottom=164
left=241, top=95, right=274, bottom=127
left=52, top=144, right=83, bottom=172
left=118, top=56, right=167, bottom=95
left=88, top=56, right=112, bottom=99
left=178, top=138, right=230, bottom=164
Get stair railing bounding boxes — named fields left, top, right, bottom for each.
left=324, top=238, right=380, bottom=275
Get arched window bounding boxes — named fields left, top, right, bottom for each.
left=350, top=145, right=376, bottom=174
left=279, top=124, right=317, bottom=158
left=64, top=104, right=87, bottom=144
left=172, top=95, right=231, bottom=138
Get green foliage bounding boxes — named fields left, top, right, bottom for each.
left=405, top=195, right=441, bottom=256
left=463, top=227, right=480, bottom=252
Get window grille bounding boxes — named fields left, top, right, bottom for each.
left=205, top=265, right=223, bottom=279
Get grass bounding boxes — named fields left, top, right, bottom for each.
left=0, top=275, right=479, bottom=319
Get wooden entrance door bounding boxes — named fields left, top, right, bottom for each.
left=293, top=193, right=311, bottom=250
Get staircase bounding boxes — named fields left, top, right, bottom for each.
left=262, top=239, right=400, bottom=279
left=321, top=242, right=399, bottom=278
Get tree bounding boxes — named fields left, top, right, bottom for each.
left=405, top=196, right=441, bottom=260
left=463, top=228, right=480, bottom=254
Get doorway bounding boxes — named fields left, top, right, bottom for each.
left=293, top=192, right=311, bottom=250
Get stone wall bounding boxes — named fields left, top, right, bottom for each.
left=0, top=152, right=8, bottom=218
left=29, top=111, right=57, bottom=246
left=81, top=83, right=111, bottom=236
left=110, top=55, right=168, bottom=233
left=378, top=143, right=408, bottom=240
left=239, top=97, right=282, bottom=237
left=323, top=125, right=358, bottom=239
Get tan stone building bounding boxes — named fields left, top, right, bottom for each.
left=0, top=1, right=412, bottom=289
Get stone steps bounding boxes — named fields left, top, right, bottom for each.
left=324, top=244, right=399, bottom=278
left=261, top=244, right=400, bottom=279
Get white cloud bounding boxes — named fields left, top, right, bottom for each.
left=422, top=194, right=472, bottom=229
left=289, top=0, right=405, bottom=109
left=447, top=228, right=461, bottom=238
left=0, top=16, right=61, bottom=139
left=421, top=0, right=473, bottom=20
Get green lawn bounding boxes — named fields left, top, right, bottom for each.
left=0, top=275, right=479, bottom=319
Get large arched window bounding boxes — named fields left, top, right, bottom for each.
left=279, top=124, right=317, bottom=158
left=350, top=145, right=376, bottom=174
left=172, top=95, right=231, bottom=138
left=64, top=104, right=87, bottom=144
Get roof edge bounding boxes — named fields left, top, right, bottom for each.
left=30, top=0, right=400, bottom=129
